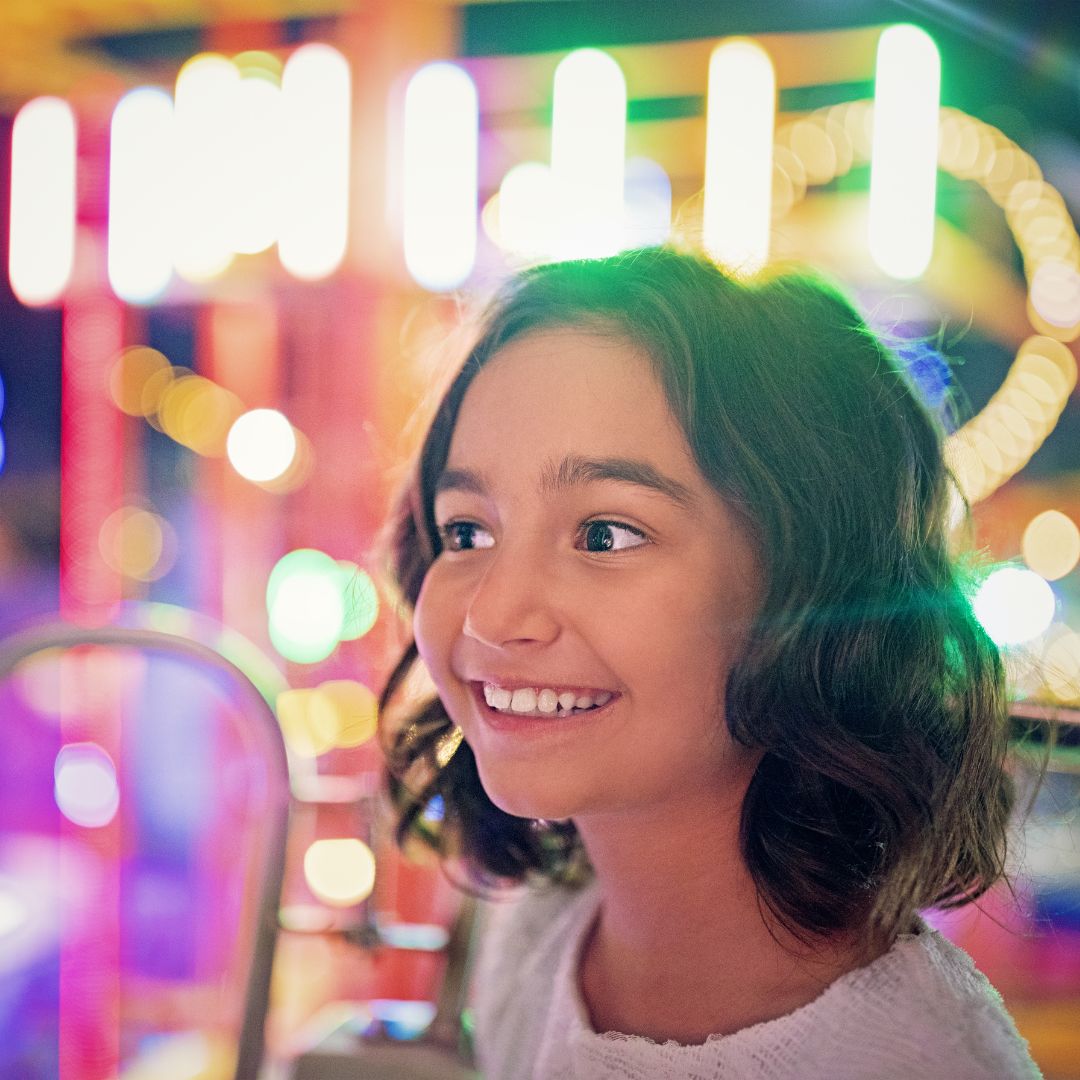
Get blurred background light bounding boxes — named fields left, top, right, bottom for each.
left=275, top=679, right=377, bottom=756
left=279, top=43, right=351, bottom=280
left=945, top=336, right=1077, bottom=504
left=623, top=157, right=672, bottom=249
left=172, top=53, right=238, bottom=281
left=108, top=87, right=175, bottom=304
left=226, top=408, right=297, bottom=482
left=0, top=372, right=5, bottom=475
left=703, top=38, right=775, bottom=274
left=368, top=999, right=437, bottom=1040
left=551, top=48, right=626, bottom=259
left=8, top=96, right=76, bottom=306
left=0, top=883, right=28, bottom=940
left=973, top=566, right=1056, bottom=646
left=303, top=838, right=376, bottom=906
left=227, top=65, right=282, bottom=256
left=496, top=161, right=556, bottom=261
left=54, top=742, right=121, bottom=828
left=868, top=24, right=941, bottom=279
left=402, top=61, right=478, bottom=291
left=1043, top=626, right=1080, bottom=703
left=1029, top=258, right=1080, bottom=337
left=97, top=506, right=177, bottom=582
left=310, top=679, right=379, bottom=749
left=108, top=346, right=172, bottom=416
left=275, top=687, right=338, bottom=756
left=1022, top=510, right=1080, bottom=581
left=159, top=373, right=243, bottom=456
left=266, top=548, right=346, bottom=664
left=337, top=563, right=380, bottom=640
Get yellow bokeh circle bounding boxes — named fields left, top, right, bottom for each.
left=303, top=838, right=376, bottom=907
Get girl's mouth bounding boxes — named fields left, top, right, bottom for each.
left=470, top=681, right=619, bottom=720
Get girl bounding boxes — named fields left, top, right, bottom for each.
left=378, top=247, right=1042, bottom=1078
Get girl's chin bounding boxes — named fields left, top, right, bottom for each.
left=478, top=775, right=581, bottom=823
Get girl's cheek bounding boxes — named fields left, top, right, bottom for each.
left=413, top=567, right=457, bottom=679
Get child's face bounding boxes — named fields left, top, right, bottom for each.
left=414, top=327, right=763, bottom=824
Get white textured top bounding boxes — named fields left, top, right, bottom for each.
left=471, top=882, right=1042, bottom=1080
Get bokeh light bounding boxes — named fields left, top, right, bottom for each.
left=275, top=680, right=377, bottom=756
left=1022, top=510, right=1080, bottom=581
left=1043, top=626, right=1080, bottom=703
left=173, top=53, right=239, bottom=281
left=704, top=38, right=775, bottom=274
left=973, top=566, right=1056, bottom=647
left=159, top=374, right=244, bottom=456
left=54, top=743, right=120, bottom=828
left=623, top=157, right=672, bottom=248
left=275, top=687, right=338, bottom=757
left=226, top=408, right=297, bottom=482
left=338, top=563, right=380, bottom=640
left=97, top=506, right=177, bottom=581
left=1029, top=258, right=1080, bottom=337
left=108, top=87, right=175, bottom=303
left=0, top=883, right=28, bottom=940
left=496, top=162, right=556, bottom=262
left=227, top=67, right=282, bottom=256
left=279, top=43, right=351, bottom=280
left=945, top=336, right=1077, bottom=504
left=402, top=62, right=478, bottom=290
left=868, top=24, right=941, bottom=279
left=266, top=548, right=346, bottom=664
left=8, top=96, right=76, bottom=306
left=108, top=346, right=171, bottom=416
left=303, top=838, right=376, bottom=906
left=551, top=48, right=626, bottom=259
left=310, top=680, right=379, bottom=749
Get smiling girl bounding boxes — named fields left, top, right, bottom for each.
left=378, top=247, right=1041, bottom=1078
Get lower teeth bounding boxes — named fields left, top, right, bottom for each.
left=495, top=704, right=595, bottom=718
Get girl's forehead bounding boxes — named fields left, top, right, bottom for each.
left=443, top=328, right=704, bottom=498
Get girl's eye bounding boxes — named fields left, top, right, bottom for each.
left=439, top=521, right=495, bottom=552
left=579, top=520, right=649, bottom=553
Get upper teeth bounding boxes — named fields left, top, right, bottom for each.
left=483, top=683, right=613, bottom=716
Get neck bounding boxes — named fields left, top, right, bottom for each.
left=573, top=788, right=868, bottom=1044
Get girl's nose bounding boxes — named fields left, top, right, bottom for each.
left=462, top=548, right=561, bottom=649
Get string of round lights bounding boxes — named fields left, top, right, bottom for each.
left=769, top=99, right=1078, bottom=506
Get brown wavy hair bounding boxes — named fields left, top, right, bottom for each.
left=378, top=246, right=1013, bottom=952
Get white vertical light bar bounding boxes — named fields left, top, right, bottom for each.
left=279, top=43, right=352, bottom=280
left=9, top=97, right=77, bottom=306
left=172, top=53, right=238, bottom=282
left=550, top=48, right=626, bottom=259
left=402, top=62, right=478, bottom=291
left=108, top=88, right=175, bottom=304
left=868, top=24, right=941, bottom=280
left=703, top=39, right=775, bottom=275
left=228, top=73, right=282, bottom=256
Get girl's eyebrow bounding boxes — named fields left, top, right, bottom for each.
left=435, top=453, right=700, bottom=511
